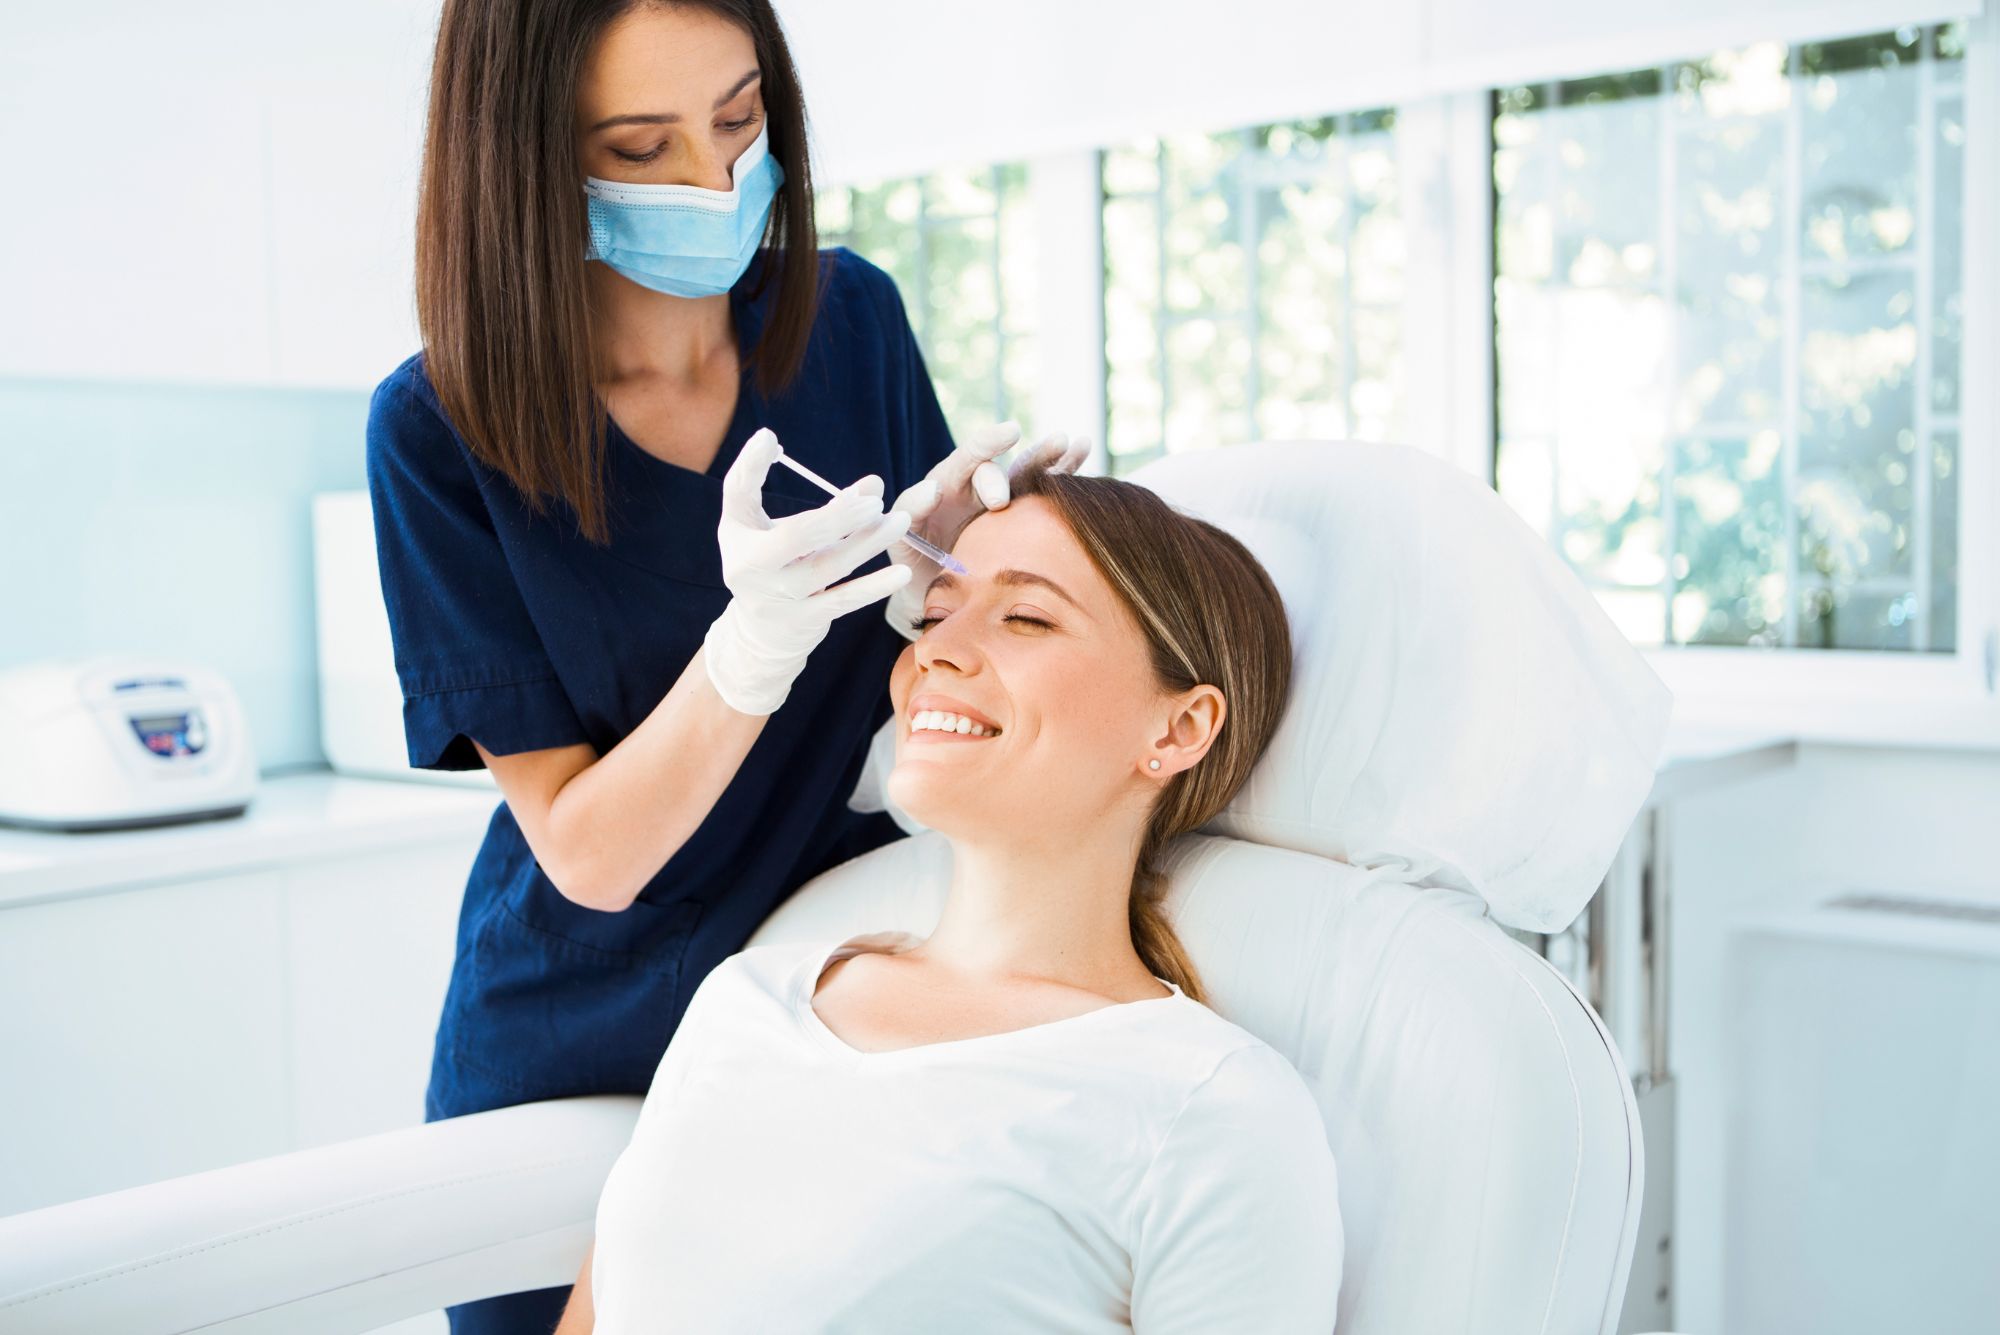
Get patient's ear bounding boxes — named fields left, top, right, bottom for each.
left=1152, top=686, right=1224, bottom=771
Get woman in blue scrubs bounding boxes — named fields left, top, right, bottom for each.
left=365, top=3, right=1083, bottom=1332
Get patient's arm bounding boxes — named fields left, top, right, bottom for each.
left=552, top=1239, right=596, bottom=1335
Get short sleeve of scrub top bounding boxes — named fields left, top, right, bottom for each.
left=364, top=247, right=958, bottom=1113
left=363, top=369, right=595, bottom=770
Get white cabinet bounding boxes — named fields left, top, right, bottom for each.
left=284, top=843, right=476, bottom=1148
left=0, top=867, right=292, bottom=1212
left=0, top=773, right=493, bottom=1216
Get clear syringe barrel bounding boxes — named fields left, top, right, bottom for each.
left=771, top=450, right=969, bottom=576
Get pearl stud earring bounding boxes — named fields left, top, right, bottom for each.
left=1148, top=759, right=1161, bottom=770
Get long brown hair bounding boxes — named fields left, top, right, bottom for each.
left=414, top=0, right=820, bottom=544
left=1007, top=460, right=1294, bottom=1005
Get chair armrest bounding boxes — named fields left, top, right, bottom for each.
left=0, top=1095, right=640, bottom=1335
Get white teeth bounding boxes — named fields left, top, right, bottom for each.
left=911, top=709, right=998, bottom=736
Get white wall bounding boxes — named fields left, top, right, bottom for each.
left=0, top=379, right=371, bottom=771
left=0, top=2, right=434, bottom=389
left=5, top=0, right=1982, bottom=389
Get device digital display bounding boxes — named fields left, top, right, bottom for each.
left=128, top=712, right=204, bottom=757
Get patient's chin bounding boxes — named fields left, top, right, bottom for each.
left=884, top=762, right=975, bottom=833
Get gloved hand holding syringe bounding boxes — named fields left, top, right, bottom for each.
left=772, top=447, right=969, bottom=576
left=701, top=424, right=1092, bottom=717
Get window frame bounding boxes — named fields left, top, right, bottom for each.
left=1471, top=14, right=2000, bottom=746
left=1094, top=115, right=1411, bottom=472
left=861, top=10, right=2000, bottom=749
left=815, top=166, right=1033, bottom=435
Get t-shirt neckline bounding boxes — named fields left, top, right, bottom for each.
left=791, top=933, right=1186, bottom=1065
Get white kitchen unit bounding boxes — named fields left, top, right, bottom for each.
left=0, top=771, right=498, bottom=1218
left=1725, top=895, right=2000, bottom=1333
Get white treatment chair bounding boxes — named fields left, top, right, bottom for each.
left=0, top=441, right=1676, bottom=1335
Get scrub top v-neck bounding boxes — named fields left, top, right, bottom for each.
left=364, top=246, right=956, bottom=1117
left=617, top=370, right=752, bottom=478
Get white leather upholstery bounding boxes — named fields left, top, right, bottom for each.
left=0, top=1096, right=641, bottom=1333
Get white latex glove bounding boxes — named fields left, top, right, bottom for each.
left=703, top=427, right=914, bottom=716
left=883, top=424, right=1094, bottom=642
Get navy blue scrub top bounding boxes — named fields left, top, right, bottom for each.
left=364, top=247, right=953, bottom=1117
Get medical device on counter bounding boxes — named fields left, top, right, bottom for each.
left=0, top=656, right=258, bottom=831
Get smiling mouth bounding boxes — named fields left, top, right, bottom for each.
left=908, top=728, right=999, bottom=743
left=907, top=718, right=1001, bottom=742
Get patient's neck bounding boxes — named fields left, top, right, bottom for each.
left=912, top=819, right=1164, bottom=999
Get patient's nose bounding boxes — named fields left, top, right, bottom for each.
left=914, top=619, right=983, bottom=674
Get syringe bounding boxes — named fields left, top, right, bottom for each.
left=772, top=449, right=970, bottom=576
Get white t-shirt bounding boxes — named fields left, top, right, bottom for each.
left=590, top=932, right=1343, bottom=1333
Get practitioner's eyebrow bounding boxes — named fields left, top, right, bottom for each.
left=589, top=70, right=762, bottom=131
left=924, top=569, right=1088, bottom=617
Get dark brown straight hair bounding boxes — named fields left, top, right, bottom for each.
left=1007, top=460, right=1295, bottom=1005
left=414, top=0, right=820, bottom=544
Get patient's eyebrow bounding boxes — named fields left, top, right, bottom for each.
left=925, top=568, right=1087, bottom=616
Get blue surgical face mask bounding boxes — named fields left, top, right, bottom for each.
left=583, top=125, right=784, bottom=298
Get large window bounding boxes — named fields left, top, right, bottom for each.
left=1494, top=24, right=1969, bottom=652
left=1101, top=111, right=1405, bottom=476
left=815, top=165, right=1037, bottom=442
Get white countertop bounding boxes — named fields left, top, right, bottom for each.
left=0, top=771, right=501, bottom=910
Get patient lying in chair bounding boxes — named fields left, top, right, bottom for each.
left=566, top=458, right=1343, bottom=1333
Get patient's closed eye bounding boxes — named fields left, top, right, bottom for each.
left=908, top=612, right=1055, bottom=633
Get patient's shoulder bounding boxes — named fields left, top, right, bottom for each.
left=707, top=939, right=816, bottom=994
left=703, top=934, right=909, bottom=1004
left=1150, top=994, right=1286, bottom=1063
left=1141, top=1038, right=1334, bottom=1192
left=1188, top=1038, right=1323, bottom=1118
left=1105, top=995, right=1312, bottom=1109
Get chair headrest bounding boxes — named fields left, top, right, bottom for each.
left=861, top=441, right=1673, bottom=933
